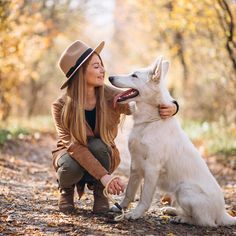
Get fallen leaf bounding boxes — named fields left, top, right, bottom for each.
left=228, top=210, right=236, bottom=217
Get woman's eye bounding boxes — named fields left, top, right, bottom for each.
left=132, top=74, right=138, bottom=78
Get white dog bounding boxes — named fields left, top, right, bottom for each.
left=109, top=57, right=236, bottom=227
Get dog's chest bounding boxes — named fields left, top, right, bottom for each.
left=128, top=127, right=150, bottom=160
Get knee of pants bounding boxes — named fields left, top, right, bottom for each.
left=88, top=138, right=111, bottom=171
left=57, top=154, right=84, bottom=188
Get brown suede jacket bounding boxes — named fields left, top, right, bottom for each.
left=51, top=85, right=131, bottom=180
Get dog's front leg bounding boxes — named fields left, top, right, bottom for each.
left=126, top=170, right=158, bottom=219
left=120, top=167, right=143, bottom=209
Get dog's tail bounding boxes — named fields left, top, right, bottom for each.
left=219, top=212, right=236, bottom=226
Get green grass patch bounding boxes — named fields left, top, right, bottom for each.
left=1, top=115, right=54, bottom=132
left=0, top=129, right=11, bottom=145
left=0, top=128, right=30, bottom=145
left=0, top=115, right=55, bottom=145
left=181, top=118, right=236, bottom=157
left=1, top=115, right=235, bottom=158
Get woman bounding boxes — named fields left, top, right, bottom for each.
left=51, top=40, right=179, bottom=214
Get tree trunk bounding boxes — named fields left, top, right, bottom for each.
left=216, top=0, right=236, bottom=72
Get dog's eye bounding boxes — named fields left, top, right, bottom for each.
left=132, top=74, right=138, bottom=78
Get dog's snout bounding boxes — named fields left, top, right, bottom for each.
left=109, top=76, right=114, bottom=83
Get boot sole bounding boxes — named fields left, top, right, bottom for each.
left=59, top=205, right=75, bottom=214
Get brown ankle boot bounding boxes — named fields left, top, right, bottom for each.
left=58, top=187, right=75, bottom=213
left=93, top=183, right=109, bottom=214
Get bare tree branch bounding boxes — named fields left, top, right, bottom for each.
left=216, top=0, right=236, bottom=71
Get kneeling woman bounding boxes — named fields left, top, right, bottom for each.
left=51, top=40, right=178, bottom=214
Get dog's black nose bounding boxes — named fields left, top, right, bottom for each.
left=109, top=76, right=114, bottom=83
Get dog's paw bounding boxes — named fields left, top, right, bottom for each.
left=160, top=206, right=177, bottom=216
left=170, top=216, right=189, bottom=225
left=125, top=210, right=143, bottom=220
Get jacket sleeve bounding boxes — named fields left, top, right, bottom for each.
left=51, top=98, right=108, bottom=180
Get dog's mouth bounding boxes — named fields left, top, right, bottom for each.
left=113, top=88, right=139, bottom=107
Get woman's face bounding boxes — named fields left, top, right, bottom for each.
left=84, top=53, right=105, bottom=87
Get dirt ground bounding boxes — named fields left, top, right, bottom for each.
left=0, top=132, right=236, bottom=236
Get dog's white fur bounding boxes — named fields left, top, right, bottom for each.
left=109, top=57, right=236, bottom=226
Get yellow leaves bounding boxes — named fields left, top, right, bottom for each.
left=228, top=209, right=236, bottom=217
left=52, top=189, right=59, bottom=197
left=167, top=233, right=176, bottom=236
left=160, top=195, right=172, bottom=205
left=0, top=2, right=51, bottom=119
left=31, top=71, right=39, bottom=81
left=225, top=30, right=231, bottom=37
left=159, top=215, right=171, bottom=224
left=188, top=22, right=196, bottom=33
left=43, top=37, right=52, bottom=49
left=167, top=0, right=220, bottom=33
left=47, top=221, right=58, bottom=227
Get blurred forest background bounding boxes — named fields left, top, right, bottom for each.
left=0, top=0, right=236, bottom=159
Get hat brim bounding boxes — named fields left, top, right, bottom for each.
left=60, top=41, right=105, bottom=89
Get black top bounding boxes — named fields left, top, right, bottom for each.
left=85, top=108, right=96, bottom=131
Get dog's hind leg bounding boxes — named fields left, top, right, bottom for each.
left=174, top=183, right=218, bottom=226
left=160, top=195, right=178, bottom=216
left=120, top=167, right=143, bottom=210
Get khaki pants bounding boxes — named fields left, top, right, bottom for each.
left=57, top=137, right=111, bottom=188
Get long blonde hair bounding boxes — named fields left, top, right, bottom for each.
left=61, top=54, right=113, bottom=147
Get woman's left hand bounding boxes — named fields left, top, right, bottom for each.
left=158, top=103, right=177, bottom=119
left=108, top=177, right=124, bottom=195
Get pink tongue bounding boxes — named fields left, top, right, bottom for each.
left=113, top=89, right=133, bottom=108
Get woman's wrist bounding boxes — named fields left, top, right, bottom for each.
left=172, top=100, right=179, bottom=116
left=100, top=174, right=112, bottom=187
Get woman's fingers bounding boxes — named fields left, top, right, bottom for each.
left=159, top=103, right=176, bottom=118
left=159, top=110, right=172, bottom=118
left=109, top=186, right=115, bottom=195
left=108, top=182, right=116, bottom=194
left=101, top=175, right=125, bottom=195
left=109, top=180, right=120, bottom=195
left=108, top=177, right=124, bottom=195
left=114, top=180, right=122, bottom=194
left=117, top=179, right=125, bottom=192
left=159, top=104, right=169, bottom=109
left=116, top=179, right=125, bottom=194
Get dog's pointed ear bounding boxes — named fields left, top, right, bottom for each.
left=160, top=60, right=170, bottom=81
left=151, top=56, right=163, bottom=82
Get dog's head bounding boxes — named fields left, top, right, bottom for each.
left=109, top=57, right=170, bottom=105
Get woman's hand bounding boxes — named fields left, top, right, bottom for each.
left=158, top=103, right=177, bottom=119
left=100, top=174, right=124, bottom=195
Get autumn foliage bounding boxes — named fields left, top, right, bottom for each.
left=0, top=0, right=235, bottom=123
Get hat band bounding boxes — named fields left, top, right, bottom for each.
left=66, top=48, right=93, bottom=78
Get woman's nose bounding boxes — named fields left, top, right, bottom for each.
left=100, top=67, right=105, bottom=73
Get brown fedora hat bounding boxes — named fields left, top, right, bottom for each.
left=58, top=40, right=105, bottom=89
